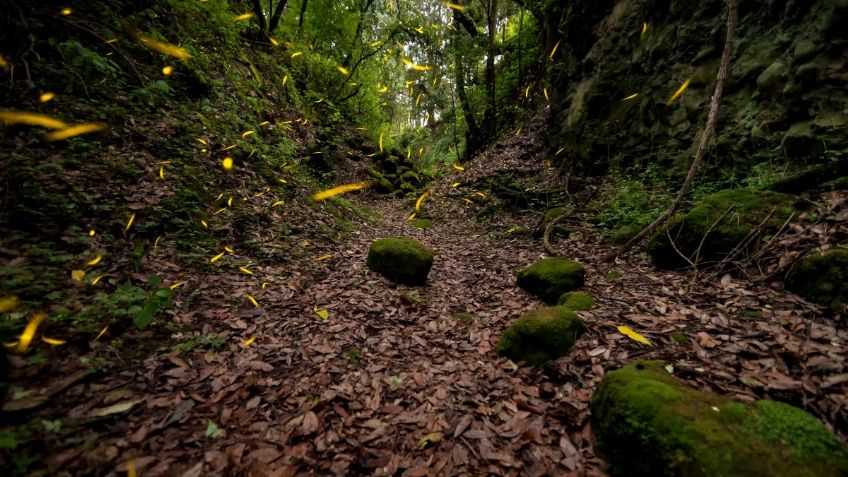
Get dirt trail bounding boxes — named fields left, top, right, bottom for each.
left=13, top=130, right=848, bottom=477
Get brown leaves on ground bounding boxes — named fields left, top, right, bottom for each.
left=3, top=119, right=847, bottom=476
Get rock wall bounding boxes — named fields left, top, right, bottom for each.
left=540, top=0, right=848, bottom=176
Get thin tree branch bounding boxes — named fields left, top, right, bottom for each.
left=603, top=0, right=739, bottom=262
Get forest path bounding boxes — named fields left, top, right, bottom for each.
left=26, top=138, right=848, bottom=477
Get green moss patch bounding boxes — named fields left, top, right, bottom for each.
left=670, top=332, right=688, bottom=344
left=496, top=307, right=584, bottom=365
left=557, top=291, right=597, bottom=311
left=366, top=237, right=434, bottom=285
left=517, top=258, right=586, bottom=304
left=454, top=312, right=474, bottom=324
left=411, top=219, right=433, bottom=229
left=609, top=224, right=642, bottom=245
left=785, top=248, right=848, bottom=309
left=649, top=188, right=799, bottom=269
left=591, top=361, right=848, bottom=477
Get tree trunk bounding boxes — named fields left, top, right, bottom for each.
left=603, top=0, right=739, bottom=262
left=267, top=0, right=289, bottom=35
left=298, top=0, right=308, bottom=33
left=250, top=0, right=268, bottom=33
left=483, top=0, right=498, bottom=133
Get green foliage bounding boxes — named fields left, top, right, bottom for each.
left=95, top=276, right=172, bottom=331
left=591, top=179, right=673, bottom=230
left=175, top=332, right=225, bottom=354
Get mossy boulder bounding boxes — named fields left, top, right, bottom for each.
left=609, top=223, right=642, bottom=245
left=591, top=361, right=848, bottom=477
left=785, top=248, right=848, bottom=309
left=496, top=307, right=584, bottom=365
left=411, top=219, right=432, bottom=229
left=517, top=258, right=585, bottom=304
left=649, top=188, right=799, bottom=269
left=557, top=291, right=597, bottom=311
left=366, top=237, right=434, bottom=285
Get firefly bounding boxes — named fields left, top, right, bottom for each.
left=222, top=157, right=234, bottom=171
left=667, top=78, right=692, bottom=105
left=17, top=313, right=46, bottom=353
left=125, top=213, right=135, bottom=232
left=46, top=123, right=106, bottom=141
left=40, top=92, right=56, bottom=103
left=548, top=40, right=561, bottom=60
left=162, top=65, right=174, bottom=75
left=312, top=181, right=372, bottom=201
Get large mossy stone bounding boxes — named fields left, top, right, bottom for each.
left=496, top=307, right=584, bottom=365
left=517, top=258, right=585, bottom=304
left=609, top=223, right=642, bottom=245
left=366, top=237, right=434, bottom=285
left=649, top=188, right=799, bottom=269
left=591, top=361, right=848, bottom=477
left=557, top=291, right=597, bottom=311
left=785, top=248, right=848, bottom=309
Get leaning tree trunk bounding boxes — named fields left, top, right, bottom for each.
left=603, top=0, right=739, bottom=262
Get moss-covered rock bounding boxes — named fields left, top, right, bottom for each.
left=649, top=188, right=799, bottom=269
left=591, top=361, right=848, bottom=477
left=496, top=307, right=584, bottom=365
left=557, top=291, right=597, bottom=311
left=785, top=248, right=848, bottom=309
left=609, top=223, right=642, bottom=245
left=366, top=237, right=434, bottom=285
left=411, top=219, right=432, bottom=229
left=517, top=258, right=585, bottom=304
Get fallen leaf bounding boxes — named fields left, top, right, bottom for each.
left=89, top=398, right=144, bottom=417
left=417, top=431, right=443, bottom=449
left=697, top=331, right=720, bottom=348
left=617, top=325, right=652, bottom=346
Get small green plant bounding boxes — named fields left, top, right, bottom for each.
left=345, top=348, right=363, bottom=363
left=175, top=332, right=225, bottom=354
left=591, top=179, right=673, bottom=229
left=94, top=276, right=172, bottom=331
